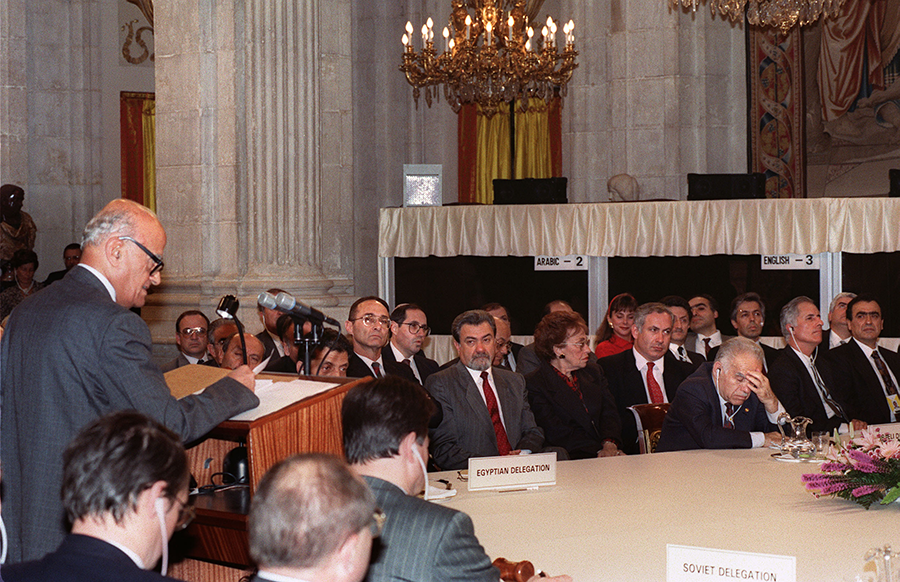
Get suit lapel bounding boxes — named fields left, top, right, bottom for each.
left=456, top=364, right=494, bottom=429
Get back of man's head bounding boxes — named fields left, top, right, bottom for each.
left=342, top=377, right=435, bottom=464
left=249, top=453, right=375, bottom=572
left=61, top=410, right=187, bottom=525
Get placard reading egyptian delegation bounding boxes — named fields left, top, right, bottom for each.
left=667, top=545, right=796, bottom=582
left=467, top=452, right=557, bottom=491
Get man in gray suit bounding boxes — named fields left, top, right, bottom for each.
left=248, top=453, right=376, bottom=582
left=343, top=376, right=570, bottom=582
left=1, top=199, right=259, bottom=563
left=426, top=310, right=547, bottom=471
left=160, top=309, right=210, bottom=371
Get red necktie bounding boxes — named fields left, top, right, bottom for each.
left=724, top=403, right=737, bottom=429
left=372, top=362, right=384, bottom=378
left=481, top=371, right=512, bottom=455
left=646, top=361, right=664, bottom=404
left=703, top=338, right=712, bottom=357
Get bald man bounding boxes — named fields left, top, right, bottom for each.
left=0, top=199, right=259, bottom=563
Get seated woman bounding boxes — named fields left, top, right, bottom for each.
left=0, top=249, right=42, bottom=322
left=593, top=292, right=637, bottom=359
left=525, top=311, right=623, bottom=459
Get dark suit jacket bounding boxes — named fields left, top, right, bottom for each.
left=346, top=352, right=418, bottom=383
left=517, top=341, right=598, bottom=376
left=361, top=476, right=499, bottom=582
left=255, top=329, right=279, bottom=360
left=0, top=266, right=260, bottom=563
left=768, top=346, right=850, bottom=435
left=525, top=361, right=622, bottom=459
left=160, top=352, right=191, bottom=373
left=826, top=340, right=900, bottom=424
left=598, top=349, right=694, bottom=454
left=382, top=344, right=440, bottom=385
left=427, top=362, right=545, bottom=470
left=656, top=363, right=778, bottom=452
left=42, top=268, right=67, bottom=286
left=508, top=341, right=524, bottom=370
left=684, top=332, right=735, bottom=359
left=707, top=341, right=780, bottom=372
left=2, top=534, right=181, bottom=582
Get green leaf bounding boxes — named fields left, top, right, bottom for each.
left=880, top=485, right=900, bottom=505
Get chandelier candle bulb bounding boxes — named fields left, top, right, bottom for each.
left=443, top=27, right=449, bottom=52
left=485, top=21, right=492, bottom=45
left=507, top=15, right=514, bottom=41
left=465, top=14, right=471, bottom=41
left=402, top=33, right=408, bottom=46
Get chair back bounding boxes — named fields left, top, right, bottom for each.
left=628, top=403, right=671, bottom=454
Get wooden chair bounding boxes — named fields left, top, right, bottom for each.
left=628, top=403, right=671, bottom=454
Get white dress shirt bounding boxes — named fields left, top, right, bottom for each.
left=390, top=341, right=421, bottom=383
left=633, top=348, right=667, bottom=404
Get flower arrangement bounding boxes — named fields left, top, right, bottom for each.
left=802, top=428, right=900, bottom=509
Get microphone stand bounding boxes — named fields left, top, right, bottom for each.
left=296, top=319, right=322, bottom=376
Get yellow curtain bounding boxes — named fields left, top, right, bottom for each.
left=141, top=99, right=156, bottom=212
left=514, top=98, right=551, bottom=179
left=475, top=105, right=511, bottom=204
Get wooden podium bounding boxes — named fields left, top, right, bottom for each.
left=166, top=369, right=368, bottom=582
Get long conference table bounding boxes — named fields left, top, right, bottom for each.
left=431, top=442, right=899, bottom=581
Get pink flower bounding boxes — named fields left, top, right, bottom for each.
left=847, top=449, right=882, bottom=473
left=853, top=429, right=882, bottom=452
left=851, top=485, right=883, bottom=497
left=878, top=440, right=900, bottom=459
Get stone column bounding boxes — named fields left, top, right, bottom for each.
left=153, top=0, right=355, bottom=342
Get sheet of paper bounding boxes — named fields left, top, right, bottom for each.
left=231, top=378, right=340, bottom=421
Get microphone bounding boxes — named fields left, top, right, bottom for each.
left=257, top=291, right=341, bottom=327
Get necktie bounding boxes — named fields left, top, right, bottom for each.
left=872, top=350, right=898, bottom=395
left=480, top=371, right=512, bottom=455
left=677, top=346, right=688, bottom=363
left=401, top=358, right=411, bottom=367
left=810, top=358, right=847, bottom=420
left=703, top=338, right=712, bottom=358
left=371, top=361, right=384, bottom=378
left=724, top=403, right=737, bottom=429
left=646, top=362, right=664, bottom=404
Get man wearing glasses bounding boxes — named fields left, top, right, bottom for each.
left=161, top=309, right=211, bottom=371
left=0, top=199, right=259, bottom=563
left=382, top=303, right=439, bottom=385
left=828, top=293, right=900, bottom=424
left=344, top=295, right=416, bottom=383
left=2, top=411, right=197, bottom=582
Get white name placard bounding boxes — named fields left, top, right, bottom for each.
left=534, top=255, right=588, bottom=271
left=467, top=452, right=557, bottom=491
left=667, top=545, right=796, bottom=582
left=760, top=254, right=819, bottom=270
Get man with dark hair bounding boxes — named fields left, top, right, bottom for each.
left=687, top=294, right=733, bottom=359
left=707, top=292, right=779, bottom=371
left=43, top=243, right=82, bottom=285
left=383, top=303, right=439, bottom=385
left=599, top=302, right=694, bottom=454
left=768, top=297, right=864, bottom=436
left=1, top=199, right=259, bottom=562
left=657, top=338, right=785, bottom=452
left=2, top=411, right=193, bottom=581
left=302, top=329, right=353, bottom=377
left=660, top=295, right=703, bottom=367
left=248, top=453, right=376, bottom=582
left=256, top=287, right=289, bottom=360
left=426, top=310, right=547, bottom=470
left=161, top=310, right=211, bottom=371
left=343, top=377, right=570, bottom=582
left=828, top=294, right=900, bottom=424
left=205, top=317, right=239, bottom=367
left=344, top=296, right=416, bottom=383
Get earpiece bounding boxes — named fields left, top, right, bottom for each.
left=715, top=369, right=720, bottom=382
left=155, top=497, right=165, bottom=513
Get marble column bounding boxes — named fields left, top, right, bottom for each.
left=152, top=0, right=355, bottom=342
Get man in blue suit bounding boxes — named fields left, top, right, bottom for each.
left=3, top=411, right=197, bottom=582
left=657, top=337, right=785, bottom=452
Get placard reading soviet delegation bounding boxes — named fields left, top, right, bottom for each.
left=667, top=545, right=796, bottom=582
left=467, top=452, right=557, bottom=491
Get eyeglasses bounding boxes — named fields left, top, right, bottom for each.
left=351, top=314, right=391, bottom=327
left=495, top=338, right=508, bottom=349
left=559, top=336, right=589, bottom=350
left=173, top=496, right=196, bottom=531
left=118, top=236, right=164, bottom=276
left=400, top=321, right=430, bottom=336
left=179, top=327, right=207, bottom=337
left=368, top=509, right=386, bottom=537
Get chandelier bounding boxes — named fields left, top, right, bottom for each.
left=669, top=0, right=847, bottom=34
left=400, top=0, right=578, bottom=118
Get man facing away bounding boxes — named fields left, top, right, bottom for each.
left=3, top=411, right=197, bottom=582
left=248, top=453, right=377, bottom=582
left=342, top=376, right=571, bottom=582
left=0, top=199, right=259, bottom=562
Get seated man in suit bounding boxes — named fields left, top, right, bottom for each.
left=382, top=303, right=439, bottom=385
left=248, top=454, right=375, bottom=582
left=220, top=333, right=267, bottom=371
left=3, top=411, right=195, bottom=582
left=439, top=315, right=511, bottom=371
left=482, top=302, right=524, bottom=371
left=599, top=302, right=694, bottom=454
left=344, top=296, right=416, bottom=383
left=205, top=318, right=238, bottom=367
left=656, top=337, right=785, bottom=452
left=660, top=295, right=703, bottom=367
left=255, top=287, right=288, bottom=360
left=828, top=294, right=900, bottom=424
left=42, top=243, right=81, bottom=285
left=427, top=309, right=550, bottom=470
left=161, top=310, right=210, bottom=371
left=822, top=292, right=856, bottom=351
left=707, top=292, right=780, bottom=372
left=343, top=376, right=570, bottom=582
left=768, top=297, right=866, bottom=435
left=687, top=294, right=731, bottom=359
